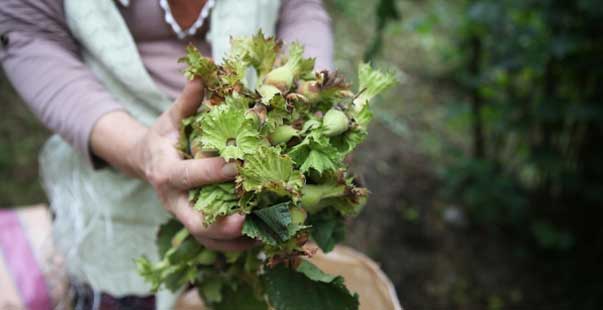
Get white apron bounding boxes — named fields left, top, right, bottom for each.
left=41, top=0, right=280, bottom=307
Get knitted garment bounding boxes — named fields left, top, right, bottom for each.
left=42, top=0, right=280, bottom=306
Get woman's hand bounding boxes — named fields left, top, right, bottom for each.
left=91, top=79, right=255, bottom=252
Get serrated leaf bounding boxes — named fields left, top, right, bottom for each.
left=157, top=219, right=184, bottom=258
left=164, top=265, right=197, bottom=292
left=194, top=183, right=239, bottom=225
left=213, top=283, right=269, bottom=310
left=284, top=42, right=316, bottom=80
left=321, top=193, right=367, bottom=217
left=239, top=147, right=305, bottom=197
left=353, top=63, right=397, bottom=111
left=135, top=256, right=163, bottom=292
left=220, top=56, right=248, bottom=88
left=329, top=126, right=367, bottom=155
left=224, top=92, right=253, bottom=110
left=199, top=103, right=263, bottom=160
left=301, top=148, right=341, bottom=174
left=267, top=93, right=288, bottom=110
left=179, top=45, right=219, bottom=85
left=288, top=134, right=341, bottom=174
left=263, top=263, right=359, bottom=310
left=308, top=210, right=346, bottom=253
left=242, top=202, right=293, bottom=245
left=168, top=237, right=203, bottom=264
left=295, top=260, right=339, bottom=283
left=254, top=203, right=293, bottom=241
left=353, top=103, right=373, bottom=129
left=196, top=249, right=217, bottom=265
left=230, top=30, right=280, bottom=79
left=198, top=276, right=224, bottom=304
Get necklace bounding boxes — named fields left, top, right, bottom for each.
left=158, top=0, right=215, bottom=39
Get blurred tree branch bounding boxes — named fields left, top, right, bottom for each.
left=364, top=0, right=401, bottom=61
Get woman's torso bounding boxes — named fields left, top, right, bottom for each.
left=117, top=0, right=212, bottom=99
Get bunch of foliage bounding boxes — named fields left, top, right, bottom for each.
left=136, top=31, right=396, bottom=309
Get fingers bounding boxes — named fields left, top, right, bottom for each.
left=199, top=214, right=247, bottom=240
left=169, top=194, right=256, bottom=251
left=169, top=78, right=204, bottom=125
left=168, top=157, right=238, bottom=190
left=171, top=195, right=246, bottom=240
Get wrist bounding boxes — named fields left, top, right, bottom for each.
left=90, top=110, right=148, bottom=178
left=125, top=129, right=149, bottom=179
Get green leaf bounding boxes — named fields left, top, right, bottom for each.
left=164, top=265, right=197, bottom=292
left=213, top=283, right=269, bottom=310
left=199, top=103, right=263, bottom=160
left=168, top=237, right=203, bottom=264
left=179, top=44, right=219, bottom=85
left=239, top=146, right=305, bottom=197
left=230, top=30, right=280, bottom=79
left=329, top=127, right=367, bottom=155
left=295, top=260, right=339, bottom=283
left=288, top=134, right=341, bottom=174
left=196, top=249, right=217, bottom=265
left=135, top=256, right=163, bottom=292
left=302, top=147, right=341, bottom=174
left=224, top=92, right=253, bottom=110
left=308, top=210, right=346, bottom=253
left=220, top=55, right=249, bottom=88
left=254, top=203, right=294, bottom=241
left=156, top=219, right=184, bottom=258
left=194, top=183, right=239, bottom=225
left=263, top=263, right=359, bottom=310
left=198, top=276, right=224, bottom=304
left=353, top=103, right=373, bottom=129
left=283, top=42, right=316, bottom=80
left=242, top=202, right=293, bottom=245
left=353, top=63, right=397, bottom=112
left=263, top=96, right=292, bottom=130
left=321, top=195, right=367, bottom=217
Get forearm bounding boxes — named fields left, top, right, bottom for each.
left=1, top=1, right=129, bottom=167
left=90, top=110, right=148, bottom=178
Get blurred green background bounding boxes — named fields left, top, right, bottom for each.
left=2, top=0, right=602, bottom=309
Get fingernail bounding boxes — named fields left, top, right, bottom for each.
left=221, top=163, right=239, bottom=177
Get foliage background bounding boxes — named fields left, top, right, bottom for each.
left=1, top=0, right=601, bottom=308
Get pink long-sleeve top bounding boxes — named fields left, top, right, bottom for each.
left=0, top=0, right=333, bottom=165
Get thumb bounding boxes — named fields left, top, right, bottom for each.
left=169, top=78, right=204, bottom=125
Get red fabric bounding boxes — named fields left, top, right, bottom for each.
left=0, top=209, right=51, bottom=310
